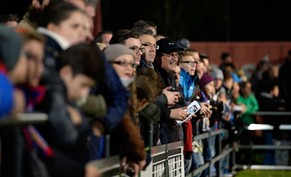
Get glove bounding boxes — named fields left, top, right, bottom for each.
left=79, top=95, right=107, bottom=120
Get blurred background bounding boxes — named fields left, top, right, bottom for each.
left=1, top=0, right=291, bottom=66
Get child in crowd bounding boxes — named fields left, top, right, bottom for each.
left=0, top=25, right=27, bottom=118
left=136, top=67, right=163, bottom=147
left=236, top=81, right=259, bottom=164
left=35, top=43, right=103, bottom=177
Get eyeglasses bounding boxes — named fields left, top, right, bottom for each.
left=141, top=43, right=159, bottom=50
left=129, top=46, right=145, bottom=54
left=111, top=61, right=136, bottom=68
left=162, top=53, right=179, bottom=58
left=180, top=61, right=199, bottom=66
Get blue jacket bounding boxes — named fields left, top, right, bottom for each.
left=0, top=72, right=14, bottom=118
left=94, top=52, right=130, bottom=133
left=179, top=68, right=196, bottom=100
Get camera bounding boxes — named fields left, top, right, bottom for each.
left=209, top=99, right=225, bottom=114
left=170, top=73, right=178, bottom=92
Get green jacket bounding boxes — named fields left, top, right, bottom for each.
left=237, top=94, right=259, bottom=126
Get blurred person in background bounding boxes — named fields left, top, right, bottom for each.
left=0, top=14, right=19, bottom=28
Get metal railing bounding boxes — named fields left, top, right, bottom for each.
left=3, top=111, right=289, bottom=176
left=0, top=113, right=48, bottom=127
left=88, top=128, right=234, bottom=177
left=234, top=111, right=291, bottom=171
left=186, top=129, right=234, bottom=177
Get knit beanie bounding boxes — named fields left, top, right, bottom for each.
left=103, top=44, right=134, bottom=61
left=199, top=72, right=214, bottom=88
left=0, top=25, right=22, bottom=71
left=210, top=67, right=224, bottom=80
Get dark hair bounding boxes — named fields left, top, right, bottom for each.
left=136, top=68, right=163, bottom=101
left=221, top=52, right=230, bottom=61
left=132, top=20, right=157, bottom=31
left=131, top=28, right=153, bottom=36
left=266, top=79, right=279, bottom=93
left=109, top=29, right=139, bottom=44
left=94, top=30, right=112, bottom=43
left=223, top=70, right=233, bottom=81
left=0, top=14, right=19, bottom=23
left=38, top=1, right=85, bottom=27
left=56, top=42, right=104, bottom=82
left=199, top=52, right=208, bottom=60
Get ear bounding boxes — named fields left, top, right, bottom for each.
left=59, top=65, right=73, bottom=81
left=137, top=98, right=149, bottom=111
left=47, top=23, right=58, bottom=32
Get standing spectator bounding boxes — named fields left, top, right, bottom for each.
left=250, top=59, right=270, bottom=97
left=0, top=25, right=27, bottom=117
left=219, top=52, right=236, bottom=74
left=94, top=30, right=113, bottom=50
left=0, top=14, right=19, bottom=28
left=236, top=81, right=259, bottom=164
left=136, top=68, right=163, bottom=147
left=132, top=20, right=157, bottom=36
left=104, top=44, right=147, bottom=176
left=36, top=1, right=88, bottom=71
left=176, top=38, right=190, bottom=50
left=138, top=33, right=158, bottom=69
left=153, top=38, right=187, bottom=144
left=0, top=24, right=28, bottom=177
left=178, top=49, right=199, bottom=102
left=199, top=52, right=210, bottom=73
left=259, top=80, right=285, bottom=165
left=110, top=29, right=144, bottom=66
left=279, top=50, right=291, bottom=111
left=35, top=43, right=102, bottom=177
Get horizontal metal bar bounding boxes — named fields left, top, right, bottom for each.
left=167, top=141, right=183, bottom=150
left=234, top=164, right=291, bottom=170
left=247, top=124, right=291, bottom=130
left=211, top=147, right=233, bottom=164
left=239, top=145, right=291, bottom=150
left=252, top=111, right=291, bottom=116
left=189, top=161, right=210, bottom=176
left=0, top=113, right=48, bottom=127
left=279, top=124, right=291, bottom=130
left=247, top=124, right=274, bottom=130
left=87, top=155, right=120, bottom=173
left=186, top=146, right=234, bottom=177
left=193, top=129, right=227, bottom=141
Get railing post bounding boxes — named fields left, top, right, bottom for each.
left=217, top=121, right=222, bottom=177
left=208, top=130, right=211, bottom=177
left=196, top=119, right=201, bottom=135
left=149, top=122, right=153, bottom=147
left=105, top=134, right=110, bottom=157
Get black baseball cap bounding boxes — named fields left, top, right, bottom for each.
left=156, top=38, right=183, bottom=54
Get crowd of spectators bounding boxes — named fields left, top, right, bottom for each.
left=1, top=1, right=291, bottom=177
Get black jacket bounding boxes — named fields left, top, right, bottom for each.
left=36, top=71, right=91, bottom=177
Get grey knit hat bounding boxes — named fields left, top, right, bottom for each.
left=103, top=44, right=134, bottom=61
left=210, top=67, right=224, bottom=80
left=0, top=25, right=22, bottom=71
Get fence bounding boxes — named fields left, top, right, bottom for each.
left=0, top=113, right=48, bottom=127
left=88, top=128, right=234, bottom=177
left=88, top=111, right=291, bottom=177
left=233, top=111, right=291, bottom=171
left=1, top=112, right=291, bottom=176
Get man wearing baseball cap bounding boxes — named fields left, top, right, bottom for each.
left=154, top=37, right=183, bottom=85
left=153, top=38, right=187, bottom=144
